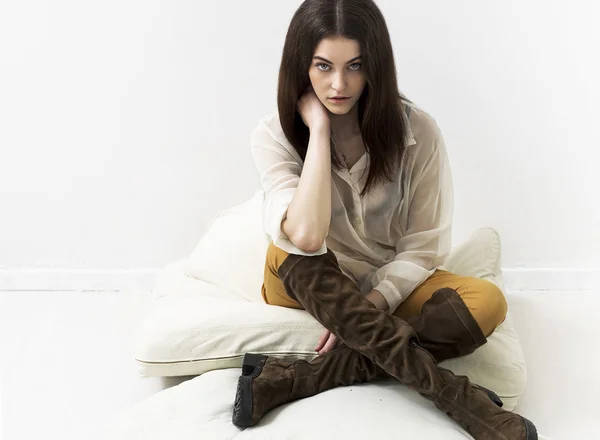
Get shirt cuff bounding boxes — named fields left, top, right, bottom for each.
left=372, top=280, right=404, bottom=314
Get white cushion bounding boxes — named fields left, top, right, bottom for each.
left=184, top=190, right=269, bottom=302
left=135, top=193, right=527, bottom=410
left=106, top=368, right=486, bottom=440
left=438, top=227, right=527, bottom=411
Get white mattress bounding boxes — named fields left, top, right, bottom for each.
left=106, top=367, right=551, bottom=440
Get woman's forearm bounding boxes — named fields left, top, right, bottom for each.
left=365, top=289, right=390, bottom=312
left=282, top=124, right=332, bottom=252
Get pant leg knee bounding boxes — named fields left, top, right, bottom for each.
left=262, top=241, right=303, bottom=309
left=468, top=279, right=508, bottom=337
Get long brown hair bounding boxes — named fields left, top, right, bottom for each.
left=277, top=0, right=413, bottom=197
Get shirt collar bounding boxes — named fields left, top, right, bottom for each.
left=342, top=110, right=416, bottom=175
left=403, top=105, right=416, bottom=147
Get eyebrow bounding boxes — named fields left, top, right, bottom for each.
left=313, top=55, right=362, bottom=64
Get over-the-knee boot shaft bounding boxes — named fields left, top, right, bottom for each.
left=233, top=251, right=536, bottom=439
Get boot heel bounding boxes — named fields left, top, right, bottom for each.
left=522, top=416, right=538, bottom=440
left=232, top=375, right=254, bottom=428
left=242, top=353, right=268, bottom=377
left=474, top=384, right=503, bottom=407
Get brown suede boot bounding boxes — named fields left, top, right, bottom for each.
left=254, top=250, right=537, bottom=439
left=232, top=345, right=384, bottom=427
left=232, top=286, right=501, bottom=428
left=404, top=286, right=488, bottom=363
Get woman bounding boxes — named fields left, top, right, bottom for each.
left=232, top=1, right=538, bottom=439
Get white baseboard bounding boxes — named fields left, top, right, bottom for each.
left=0, top=267, right=597, bottom=292
left=502, top=268, right=599, bottom=292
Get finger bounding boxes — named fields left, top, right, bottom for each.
left=319, top=334, right=339, bottom=355
left=315, top=333, right=328, bottom=354
left=314, top=330, right=330, bottom=352
left=318, top=334, right=337, bottom=355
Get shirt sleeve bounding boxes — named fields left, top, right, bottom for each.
left=250, top=120, right=327, bottom=256
left=370, top=120, right=454, bottom=313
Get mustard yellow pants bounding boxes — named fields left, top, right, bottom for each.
left=261, top=242, right=507, bottom=337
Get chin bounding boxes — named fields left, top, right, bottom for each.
left=325, top=102, right=353, bottom=115
left=327, top=108, right=348, bottom=115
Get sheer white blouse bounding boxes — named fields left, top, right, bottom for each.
left=250, top=101, right=454, bottom=313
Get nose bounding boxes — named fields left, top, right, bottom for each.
left=332, top=71, right=347, bottom=93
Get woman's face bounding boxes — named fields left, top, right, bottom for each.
left=308, top=36, right=367, bottom=116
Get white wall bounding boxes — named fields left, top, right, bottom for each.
left=1, top=0, right=598, bottom=290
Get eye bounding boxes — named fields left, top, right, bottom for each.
left=316, top=62, right=362, bottom=72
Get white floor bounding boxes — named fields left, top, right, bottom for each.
left=0, top=290, right=187, bottom=440
left=0, top=289, right=598, bottom=440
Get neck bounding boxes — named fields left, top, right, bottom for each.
left=330, top=103, right=361, bottom=141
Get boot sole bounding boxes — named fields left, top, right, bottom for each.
left=232, top=353, right=268, bottom=428
left=523, top=416, right=538, bottom=439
